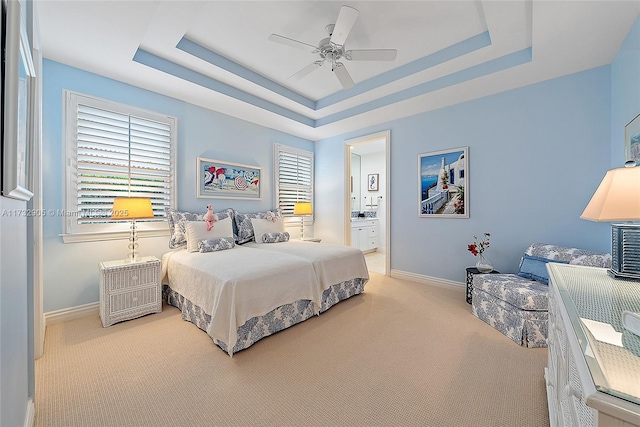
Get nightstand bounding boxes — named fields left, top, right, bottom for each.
left=99, top=256, right=161, bottom=327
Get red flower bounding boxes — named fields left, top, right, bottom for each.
left=467, top=244, right=478, bottom=256
left=467, top=233, right=490, bottom=256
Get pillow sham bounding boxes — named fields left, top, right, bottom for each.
left=517, top=253, right=569, bottom=285
left=198, top=237, right=235, bottom=253
left=184, top=217, right=234, bottom=252
left=166, top=207, right=235, bottom=249
left=250, top=218, right=285, bottom=244
left=262, top=232, right=290, bottom=243
left=233, top=209, right=282, bottom=244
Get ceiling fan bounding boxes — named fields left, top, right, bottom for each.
left=268, top=5, right=397, bottom=89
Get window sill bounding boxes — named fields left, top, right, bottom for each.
left=60, top=229, right=169, bottom=243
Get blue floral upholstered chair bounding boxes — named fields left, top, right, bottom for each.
left=471, top=243, right=611, bottom=348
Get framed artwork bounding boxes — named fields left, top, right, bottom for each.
left=367, top=173, right=379, bottom=191
left=418, top=147, right=468, bottom=218
left=625, top=113, right=640, bottom=166
left=2, top=0, right=34, bottom=201
left=197, top=157, right=262, bottom=200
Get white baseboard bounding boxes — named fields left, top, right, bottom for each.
left=44, top=301, right=99, bottom=326
left=24, top=397, right=34, bottom=427
left=390, top=269, right=465, bottom=291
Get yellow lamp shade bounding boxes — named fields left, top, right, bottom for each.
left=580, top=165, right=640, bottom=222
left=293, top=202, right=313, bottom=215
left=111, top=197, right=154, bottom=220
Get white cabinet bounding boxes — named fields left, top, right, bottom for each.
left=350, top=219, right=378, bottom=253
left=546, top=263, right=640, bottom=427
left=99, top=256, right=161, bottom=327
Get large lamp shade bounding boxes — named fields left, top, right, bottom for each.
left=111, top=197, right=154, bottom=220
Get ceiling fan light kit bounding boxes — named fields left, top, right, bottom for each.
left=269, top=5, right=398, bottom=90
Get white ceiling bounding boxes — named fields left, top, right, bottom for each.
left=36, top=1, right=640, bottom=141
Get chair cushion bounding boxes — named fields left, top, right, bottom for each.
left=526, top=243, right=612, bottom=268
left=473, top=274, right=549, bottom=311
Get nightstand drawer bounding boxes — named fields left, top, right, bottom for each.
left=108, top=286, right=161, bottom=316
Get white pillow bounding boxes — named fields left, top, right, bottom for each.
left=184, top=217, right=234, bottom=252
left=250, top=218, right=285, bottom=243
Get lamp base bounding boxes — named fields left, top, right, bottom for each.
left=610, top=224, right=640, bottom=281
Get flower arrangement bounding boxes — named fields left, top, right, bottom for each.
left=467, top=233, right=490, bottom=256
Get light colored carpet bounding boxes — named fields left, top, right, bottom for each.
left=35, top=274, right=549, bottom=427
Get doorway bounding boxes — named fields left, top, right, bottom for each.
left=345, top=130, right=390, bottom=275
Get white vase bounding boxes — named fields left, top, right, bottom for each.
left=476, top=253, right=493, bottom=273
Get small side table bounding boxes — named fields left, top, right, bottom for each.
left=465, top=267, right=500, bottom=304
left=99, top=256, right=161, bottom=327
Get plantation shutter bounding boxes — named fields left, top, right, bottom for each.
left=275, top=144, right=313, bottom=217
left=65, top=92, right=176, bottom=237
left=75, top=104, right=172, bottom=223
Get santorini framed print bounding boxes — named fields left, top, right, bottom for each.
left=625, top=113, right=640, bottom=166
left=197, top=157, right=262, bottom=200
left=418, top=147, right=468, bottom=218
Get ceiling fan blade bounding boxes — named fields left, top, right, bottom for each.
left=268, top=34, right=318, bottom=53
left=330, top=5, right=359, bottom=47
left=333, top=62, right=355, bottom=89
left=289, top=61, right=323, bottom=81
left=346, top=49, right=397, bottom=61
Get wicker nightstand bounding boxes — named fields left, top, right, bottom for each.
left=99, top=256, right=161, bottom=327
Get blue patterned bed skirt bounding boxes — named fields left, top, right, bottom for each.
left=163, top=278, right=366, bottom=355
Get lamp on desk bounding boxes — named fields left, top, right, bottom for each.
left=293, top=202, right=313, bottom=240
left=111, top=197, right=154, bottom=261
left=580, top=161, right=640, bottom=279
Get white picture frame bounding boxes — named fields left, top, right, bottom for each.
left=2, top=1, right=35, bottom=201
left=418, top=147, right=469, bottom=218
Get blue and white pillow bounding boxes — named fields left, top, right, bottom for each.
left=517, top=253, right=569, bottom=285
left=198, top=237, right=235, bottom=253
left=166, top=207, right=235, bottom=249
left=233, top=209, right=282, bottom=244
left=262, top=232, right=290, bottom=243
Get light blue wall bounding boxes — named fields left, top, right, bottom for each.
left=42, top=60, right=313, bottom=312
left=315, top=66, right=612, bottom=282
left=611, top=13, right=640, bottom=168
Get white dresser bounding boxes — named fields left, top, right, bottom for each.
left=350, top=218, right=378, bottom=253
left=99, top=256, right=161, bottom=327
left=546, top=263, right=640, bottom=427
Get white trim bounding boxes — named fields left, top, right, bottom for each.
left=345, top=130, right=391, bottom=275
left=23, top=397, right=35, bottom=427
left=44, top=302, right=100, bottom=326
left=390, top=269, right=465, bottom=292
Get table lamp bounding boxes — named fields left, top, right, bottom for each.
left=293, top=202, right=313, bottom=240
left=111, top=197, right=154, bottom=261
left=580, top=161, right=640, bottom=279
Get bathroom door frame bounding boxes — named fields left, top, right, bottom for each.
left=344, top=130, right=390, bottom=276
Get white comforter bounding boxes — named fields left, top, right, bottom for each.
left=162, top=246, right=321, bottom=355
left=244, top=240, right=370, bottom=293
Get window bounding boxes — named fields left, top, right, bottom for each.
left=63, top=91, right=176, bottom=242
left=274, top=144, right=313, bottom=220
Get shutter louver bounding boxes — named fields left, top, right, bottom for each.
left=74, top=102, right=173, bottom=224
left=276, top=147, right=313, bottom=217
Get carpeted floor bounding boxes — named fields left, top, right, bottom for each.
left=35, top=273, right=549, bottom=427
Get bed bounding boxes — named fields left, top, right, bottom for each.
left=161, top=208, right=370, bottom=355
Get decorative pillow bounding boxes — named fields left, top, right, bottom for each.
left=233, top=209, right=282, bottom=244
left=262, top=232, right=290, bottom=243
left=184, top=217, right=234, bottom=252
left=250, top=217, right=285, bottom=243
left=517, top=254, right=569, bottom=285
left=198, top=237, right=235, bottom=253
left=166, top=207, right=235, bottom=249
